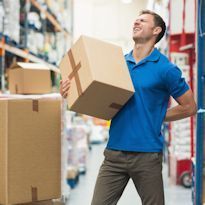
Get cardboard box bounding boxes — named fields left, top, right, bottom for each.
left=59, top=35, right=135, bottom=120
left=0, top=94, right=61, bottom=205
left=8, top=63, right=52, bottom=94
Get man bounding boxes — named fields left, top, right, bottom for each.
left=60, top=10, right=197, bottom=205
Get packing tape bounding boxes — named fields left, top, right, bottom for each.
left=15, top=84, right=18, bottom=94
left=67, top=50, right=123, bottom=111
left=67, top=50, right=82, bottom=96
left=110, top=102, right=123, bottom=110
left=32, top=100, right=39, bottom=112
left=31, top=187, right=38, bottom=201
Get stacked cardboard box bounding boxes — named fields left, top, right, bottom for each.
left=8, top=63, right=52, bottom=95
left=0, top=94, right=61, bottom=205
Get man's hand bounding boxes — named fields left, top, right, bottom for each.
left=60, top=78, right=71, bottom=98
left=164, top=89, right=197, bottom=122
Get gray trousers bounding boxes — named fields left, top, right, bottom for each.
left=91, top=149, right=164, bottom=205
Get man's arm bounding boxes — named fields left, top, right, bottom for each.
left=164, top=89, right=197, bottom=122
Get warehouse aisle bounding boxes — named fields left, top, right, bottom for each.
left=67, top=143, right=192, bottom=205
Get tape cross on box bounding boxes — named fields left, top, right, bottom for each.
left=67, top=49, right=123, bottom=111
left=68, top=50, right=82, bottom=96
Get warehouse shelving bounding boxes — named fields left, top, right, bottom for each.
left=168, top=0, right=196, bottom=188
left=0, top=1, right=73, bottom=202
left=0, top=40, right=59, bottom=72
left=0, top=0, right=73, bottom=91
left=30, top=0, right=70, bottom=36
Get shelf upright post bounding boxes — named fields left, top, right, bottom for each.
left=24, top=0, right=30, bottom=61
left=196, top=0, right=205, bottom=204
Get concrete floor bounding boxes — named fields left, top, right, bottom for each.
left=67, top=143, right=192, bottom=205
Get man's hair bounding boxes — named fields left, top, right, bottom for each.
left=139, top=10, right=166, bottom=43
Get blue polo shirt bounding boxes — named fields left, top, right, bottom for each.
left=107, top=48, right=189, bottom=152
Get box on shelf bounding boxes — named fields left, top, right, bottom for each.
left=59, top=35, right=135, bottom=120
left=3, top=0, right=20, bottom=43
left=8, top=63, right=52, bottom=94
left=0, top=94, right=61, bottom=205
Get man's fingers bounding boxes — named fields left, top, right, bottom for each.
left=63, top=92, right=68, bottom=98
left=62, top=81, right=71, bottom=89
left=60, top=77, right=71, bottom=98
left=62, top=83, right=71, bottom=92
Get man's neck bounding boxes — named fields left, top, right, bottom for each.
left=132, top=42, right=155, bottom=63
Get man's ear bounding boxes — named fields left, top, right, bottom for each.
left=153, top=27, right=162, bottom=35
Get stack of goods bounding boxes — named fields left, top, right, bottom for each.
left=170, top=52, right=191, bottom=159
left=44, top=33, right=58, bottom=64
left=60, top=100, right=72, bottom=199
left=56, top=32, right=70, bottom=64
left=169, top=52, right=193, bottom=187
left=65, top=115, right=89, bottom=188
left=3, top=0, right=20, bottom=43
left=0, top=94, right=61, bottom=205
left=170, top=118, right=191, bottom=159
left=0, top=62, right=63, bottom=204
left=46, top=0, right=72, bottom=32
left=0, top=2, right=4, bottom=34
left=27, top=31, right=44, bottom=55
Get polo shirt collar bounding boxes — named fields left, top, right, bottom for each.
left=125, top=48, right=160, bottom=65
left=125, top=50, right=136, bottom=63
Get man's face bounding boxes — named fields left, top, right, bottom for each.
left=132, top=14, right=156, bottom=43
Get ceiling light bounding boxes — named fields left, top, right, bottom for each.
left=121, top=0, right=133, bottom=4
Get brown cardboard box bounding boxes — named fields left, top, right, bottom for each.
left=8, top=63, right=52, bottom=94
left=59, top=35, right=135, bottom=120
left=0, top=94, right=61, bottom=205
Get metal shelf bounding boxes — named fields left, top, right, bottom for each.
left=0, top=41, right=60, bottom=73
left=30, top=0, right=70, bottom=37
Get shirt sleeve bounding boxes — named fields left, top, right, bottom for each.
left=165, top=65, right=189, bottom=99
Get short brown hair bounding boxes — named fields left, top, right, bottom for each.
left=139, top=10, right=166, bottom=43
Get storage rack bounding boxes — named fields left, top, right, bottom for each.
left=0, top=0, right=73, bottom=203
left=168, top=0, right=196, bottom=188
left=0, top=0, right=72, bottom=92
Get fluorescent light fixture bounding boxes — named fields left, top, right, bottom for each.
left=147, top=0, right=154, bottom=9
left=121, top=0, right=133, bottom=4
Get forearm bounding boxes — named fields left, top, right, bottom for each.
left=164, top=104, right=196, bottom=122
